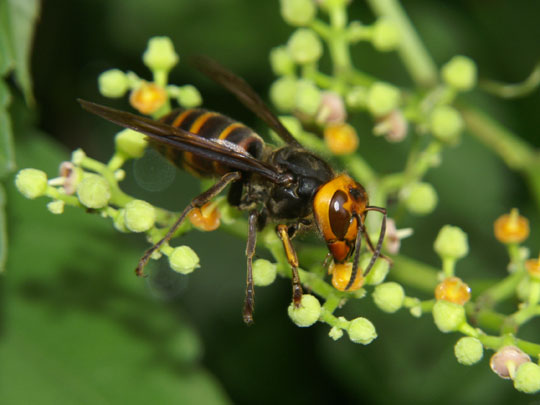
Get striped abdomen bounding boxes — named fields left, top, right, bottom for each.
left=158, top=108, right=265, bottom=177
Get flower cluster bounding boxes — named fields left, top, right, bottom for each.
left=14, top=0, right=540, bottom=395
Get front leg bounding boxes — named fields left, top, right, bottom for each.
left=242, top=210, right=258, bottom=325
left=276, top=224, right=303, bottom=307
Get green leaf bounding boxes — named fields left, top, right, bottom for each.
left=0, top=184, right=5, bottom=272
left=2, top=129, right=230, bottom=404
left=0, top=0, right=40, bottom=103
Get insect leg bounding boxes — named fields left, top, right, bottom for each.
left=360, top=206, right=390, bottom=277
left=345, top=214, right=363, bottom=291
left=136, top=171, right=242, bottom=276
left=243, top=210, right=258, bottom=325
left=361, top=223, right=393, bottom=265
left=276, top=224, right=303, bottom=307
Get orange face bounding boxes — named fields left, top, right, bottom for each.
left=313, top=174, right=368, bottom=263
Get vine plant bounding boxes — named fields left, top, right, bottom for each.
left=14, top=0, right=540, bottom=394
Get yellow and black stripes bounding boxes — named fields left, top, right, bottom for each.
left=158, top=108, right=264, bottom=177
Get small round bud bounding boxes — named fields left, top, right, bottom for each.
left=434, top=225, right=469, bottom=260
left=188, top=202, right=220, bottom=231
left=252, top=259, right=277, bottom=287
left=47, top=200, right=65, bottom=215
left=270, top=76, right=298, bottom=112
left=330, top=262, right=365, bottom=292
left=143, top=36, right=179, bottom=72
left=329, top=326, right=344, bottom=341
left=372, top=18, right=400, bottom=52
left=316, top=92, right=347, bottom=125
left=432, top=300, right=466, bottom=332
left=76, top=174, right=111, bottom=209
left=403, top=182, right=438, bottom=215
left=494, top=208, right=529, bottom=244
left=288, top=294, right=321, bottom=327
left=15, top=168, right=48, bottom=199
left=435, top=276, right=471, bottom=305
left=430, top=105, right=463, bottom=144
left=441, top=55, right=477, bottom=92
left=124, top=199, right=156, bottom=232
left=373, top=109, right=408, bottom=143
left=363, top=255, right=390, bottom=285
left=98, top=69, right=129, bottom=98
left=71, top=149, right=86, bottom=165
left=347, top=317, right=377, bottom=345
left=372, top=282, right=405, bottom=313
left=115, top=129, right=148, bottom=159
left=129, top=83, right=167, bottom=115
left=295, top=80, right=321, bottom=116
left=287, top=28, right=323, bottom=65
left=280, top=0, right=316, bottom=26
left=324, top=123, right=359, bottom=155
left=454, top=337, right=483, bottom=365
left=514, top=362, right=540, bottom=394
left=345, top=86, right=368, bottom=109
left=367, top=82, right=400, bottom=117
left=270, top=46, right=295, bottom=76
left=169, top=245, right=200, bottom=274
left=490, top=346, right=531, bottom=379
left=113, top=208, right=127, bottom=232
left=176, top=85, right=202, bottom=108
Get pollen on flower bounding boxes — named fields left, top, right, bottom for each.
left=129, top=82, right=167, bottom=115
left=494, top=209, right=530, bottom=244
left=330, top=262, right=365, bottom=292
left=434, top=276, right=471, bottom=305
left=324, top=123, right=359, bottom=155
left=188, top=202, right=221, bottom=231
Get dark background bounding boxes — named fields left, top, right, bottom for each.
left=3, top=0, right=540, bottom=403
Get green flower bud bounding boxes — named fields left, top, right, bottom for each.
left=176, top=85, right=202, bottom=108
left=288, top=294, right=321, bottom=327
left=514, top=362, right=540, bottom=394
left=372, top=282, right=405, bottom=313
left=143, top=36, right=179, bottom=72
left=47, top=200, right=65, bottom=215
left=432, top=300, right=466, bottom=332
left=76, top=174, right=111, bottom=209
left=430, top=105, right=463, bottom=144
left=345, top=86, right=368, bottom=109
left=98, top=69, right=129, bottom=98
left=454, top=337, right=483, bottom=365
left=404, top=182, right=438, bottom=216
left=280, top=0, right=316, bottom=26
left=124, top=200, right=156, bottom=233
left=367, top=82, right=400, bottom=117
left=113, top=208, right=127, bottom=232
left=15, top=168, right=48, bottom=199
left=270, top=46, right=295, bottom=76
left=270, top=76, right=298, bottom=112
left=169, top=245, right=200, bottom=274
left=329, top=326, right=344, bottom=341
left=347, top=317, right=377, bottom=345
left=115, top=129, right=148, bottom=159
left=441, top=55, right=477, bottom=92
left=71, top=149, right=86, bottom=165
left=287, top=28, right=323, bottom=65
left=252, top=259, right=277, bottom=287
left=362, top=254, right=390, bottom=285
left=295, top=79, right=322, bottom=116
left=372, top=18, right=400, bottom=52
left=434, top=225, right=469, bottom=261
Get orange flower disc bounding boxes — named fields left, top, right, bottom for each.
left=494, top=209, right=530, bottom=244
left=434, top=276, right=471, bottom=305
left=324, top=123, right=359, bottom=155
left=188, top=202, right=221, bottom=231
left=129, top=82, right=167, bottom=114
left=330, top=262, right=364, bottom=292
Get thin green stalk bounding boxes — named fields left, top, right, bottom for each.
left=366, top=0, right=438, bottom=87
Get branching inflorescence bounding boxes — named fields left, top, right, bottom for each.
left=15, top=0, right=540, bottom=394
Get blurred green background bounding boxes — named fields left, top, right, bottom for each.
left=2, top=0, right=540, bottom=403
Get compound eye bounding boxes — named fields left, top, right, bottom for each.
left=329, top=190, right=351, bottom=239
